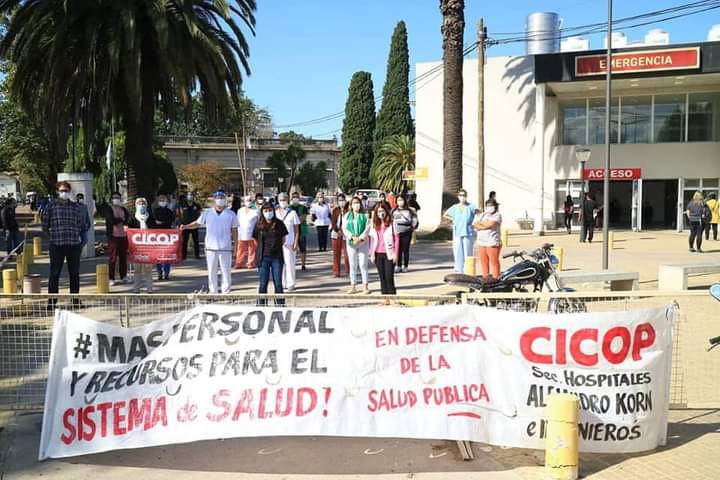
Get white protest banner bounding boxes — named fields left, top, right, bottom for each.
left=39, top=305, right=672, bottom=460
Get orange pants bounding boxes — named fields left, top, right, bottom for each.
left=235, top=239, right=257, bottom=268
left=476, top=245, right=501, bottom=279
left=332, top=236, right=349, bottom=276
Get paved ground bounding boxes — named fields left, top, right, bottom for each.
left=2, top=224, right=720, bottom=479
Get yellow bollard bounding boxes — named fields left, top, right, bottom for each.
left=33, top=237, right=42, bottom=257
left=24, top=239, right=33, bottom=265
left=608, top=231, right=615, bottom=250
left=3, top=269, right=17, bottom=294
left=501, top=229, right=509, bottom=247
left=464, top=256, right=477, bottom=276
left=545, top=394, right=579, bottom=480
left=33, top=212, right=40, bottom=224
left=96, top=264, right=110, bottom=294
left=15, top=253, right=25, bottom=280
left=556, top=247, right=564, bottom=271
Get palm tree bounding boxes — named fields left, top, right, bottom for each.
left=371, top=135, right=415, bottom=193
left=439, top=0, right=464, bottom=210
left=0, top=0, right=256, bottom=199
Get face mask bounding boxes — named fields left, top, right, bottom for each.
left=187, top=195, right=194, bottom=201
left=458, top=196, right=466, bottom=203
left=244, top=200, right=252, bottom=207
left=486, top=206, right=496, bottom=214
left=279, top=201, right=288, bottom=208
left=338, top=200, right=346, bottom=207
left=58, top=191, right=70, bottom=200
left=377, top=211, right=386, bottom=219
left=263, top=211, right=274, bottom=220
left=397, top=200, right=405, bottom=207
left=77, top=198, right=84, bottom=204
left=352, top=203, right=361, bottom=212
left=158, top=201, right=167, bottom=207
left=256, top=199, right=264, bottom=205
left=291, top=198, right=299, bottom=205
left=138, top=205, right=147, bottom=214
left=112, top=198, right=121, bottom=206
left=318, top=198, right=324, bottom=203
left=215, top=198, right=227, bottom=207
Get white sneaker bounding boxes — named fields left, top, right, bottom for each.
left=395, top=266, right=401, bottom=273
left=401, top=266, right=408, bottom=273
left=110, top=280, right=118, bottom=286
left=120, top=277, right=129, bottom=284
left=286, top=286, right=296, bottom=292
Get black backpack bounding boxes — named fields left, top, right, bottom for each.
left=702, top=202, right=712, bottom=223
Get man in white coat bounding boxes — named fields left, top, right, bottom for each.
left=275, top=192, right=300, bottom=291
left=181, top=191, right=239, bottom=293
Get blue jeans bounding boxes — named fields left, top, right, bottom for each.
left=6, top=230, right=21, bottom=256
left=452, top=235, right=474, bottom=273
left=156, top=263, right=171, bottom=278
left=258, top=256, right=284, bottom=305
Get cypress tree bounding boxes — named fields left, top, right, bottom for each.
left=339, top=71, right=375, bottom=192
left=373, top=21, right=414, bottom=183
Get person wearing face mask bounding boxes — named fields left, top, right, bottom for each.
left=181, top=191, right=239, bottom=294
left=75, top=193, right=92, bottom=252
left=472, top=199, right=503, bottom=280
left=127, top=198, right=157, bottom=293
left=179, top=192, right=201, bottom=260
left=104, top=191, right=130, bottom=285
left=330, top=193, right=350, bottom=277
left=42, top=181, right=89, bottom=304
left=311, top=192, right=331, bottom=252
left=342, top=196, right=371, bottom=294
left=443, top=188, right=476, bottom=273
left=275, top=193, right=301, bottom=291
left=253, top=203, right=289, bottom=305
left=254, top=193, right=266, bottom=210
left=234, top=195, right=258, bottom=269
left=1, top=197, right=20, bottom=257
left=290, top=192, right=309, bottom=270
left=153, top=194, right=176, bottom=280
left=392, top=194, right=419, bottom=273
left=369, top=203, right=399, bottom=300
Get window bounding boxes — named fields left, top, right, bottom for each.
left=654, top=94, right=685, bottom=142
left=688, top=92, right=720, bottom=142
left=560, top=99, right=587, bottom=145
left=620, top=96, right=651, bottom=143
left=588, top=97, right=618, bottom=144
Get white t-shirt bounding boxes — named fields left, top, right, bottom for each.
left=311, top=203, right=331, bottom=226
left=473, top=211, right=502, bottom=247
left=237, top=207, right=258, bottom=241
left=276, top=207, right=301, bottom=247
left=198, top=208, right=239, bottom=251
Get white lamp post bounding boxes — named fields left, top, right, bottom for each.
left=575, top=147, right=591, bottom=240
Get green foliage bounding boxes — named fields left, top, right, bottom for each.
left=0, top=0, right=257, bottom=198
left=371, top=135, right=415, bottom=193
left=339, top=71, right=375, bottom=192
left=295, top=161, right=328, bottom=195
left=266, top=151, right=288, bottom=191
left=264, top=138, right=307, bottom=192
left=278, top=130, right=307, bottom=141
left=374, top=21, right=414, bottom=162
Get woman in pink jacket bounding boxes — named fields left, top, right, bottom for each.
left=369, top=202, right=400, bottom=298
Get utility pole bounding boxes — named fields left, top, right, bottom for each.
left=602, top=0, right=613, bottom=270
left=477, top=18, right=486, bottom=206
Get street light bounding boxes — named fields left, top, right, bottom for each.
left=278, top=177, right=285, bottom=194
left=575, top=147, right=591, bottom=241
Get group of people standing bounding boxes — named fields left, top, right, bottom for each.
left=686, top=191, right=719, bottom=253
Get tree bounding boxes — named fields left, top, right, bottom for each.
left=371, top=135, right=415, bottom=193
left=0, top=1, right=257, bottom=200
left=339, top=72, right=375, bottom=193
left=266, top=151, right=288, bottom=192
left=295, top=161, right=328, bottom=196
left=278, top=130, right=308, bottom=142
left=374, top=21, right=414, bottom=164
left=178, top=161, right=230, bottom=201
left=439, top=0, right=464, bottom=209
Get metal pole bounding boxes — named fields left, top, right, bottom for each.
left=111, top=117, right=117, bottom=191
left=602, top=0, right=613, bottom=270
left=71, top=122, right=76, bottom=173
left=477, top=18, right=486, bottom=206
left=579, top=161, right=585, bottom=241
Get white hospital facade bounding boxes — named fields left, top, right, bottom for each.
left=415, top=36, right=720, bottom=233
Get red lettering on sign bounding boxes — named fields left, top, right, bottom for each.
left=576, top=47, right=700, bottom=77
left=582, top=168, right=641, bottom=180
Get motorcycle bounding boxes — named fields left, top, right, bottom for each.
left=443, top=243, right=587, bottom=313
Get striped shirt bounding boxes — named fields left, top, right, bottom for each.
left=42, top=200, right=88, bottom=246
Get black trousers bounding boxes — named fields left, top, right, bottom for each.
left=48, top=244, right=81, bottom=294
left=182, top=229, right=199, bottom=258
left=564, top=213, right=572, bottom=232
left=397, top=231, right=412, bottom=268
left=316, top=226, right=329, bottom=251
left=689, top=221, right=703, bottom=250
left=374, top=252, right=396, bottom=294
left=704, top=222, right=718, bottom=241
left=581, top=221, right=594, bottom=242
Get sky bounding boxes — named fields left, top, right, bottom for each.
left=241, top=0, right=720, bottom=139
